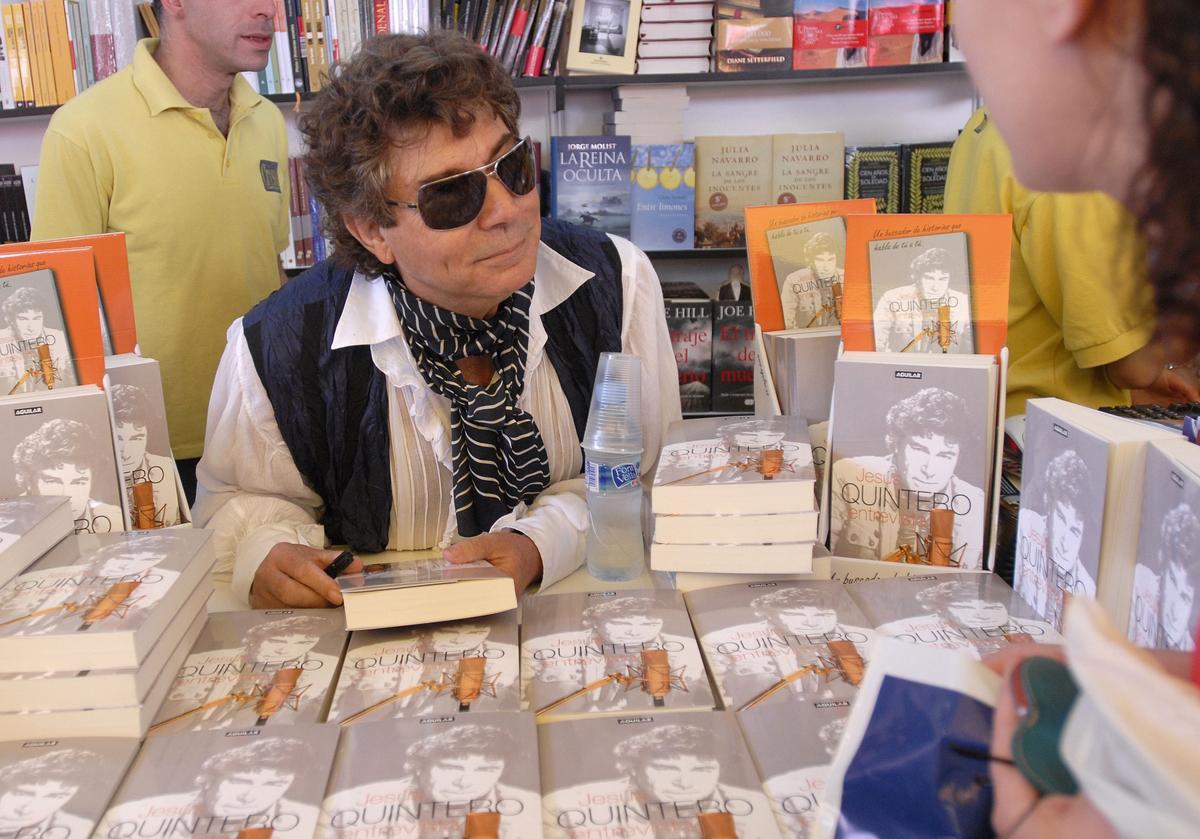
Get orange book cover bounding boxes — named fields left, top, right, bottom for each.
left=745, top=198, right=876, bottom=332
left=0, top=247, right=105, bottom=390
left=841, top=213, right=1011, bottom=357
left=0, top=233, right=137, bottom=355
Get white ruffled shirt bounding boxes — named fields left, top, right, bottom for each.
left=193, top=235, right=681, bottom=606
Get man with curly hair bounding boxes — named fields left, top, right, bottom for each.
left=98, top=737, right=319, bottom=839
left=871, top=246, right=974, bottom=353
left=783, top=228, right=844, bottom=329
left=0, top=284, right=77, bottom=394
left=1014, top=448, right=1095, bottom=628
left=320, top=723, right=539, bottom=838
left=12, top=417, right=123, bottom=531
left=0, top=748, right=99, bottom=838
left=194, top=31, right=679, bottom=610
left=830, top=387, right=986, bottom=567
left=111, top=383, right=181, bottom=527
left=1156, top=504, right=1199, bottom=651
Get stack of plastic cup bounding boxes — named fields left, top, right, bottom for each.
left=583, top=353, right=645, bottom=581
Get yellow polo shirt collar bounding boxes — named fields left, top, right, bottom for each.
left=131, top=38, right=262, bottom=121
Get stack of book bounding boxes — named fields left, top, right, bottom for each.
left=0, top=162, right=33, bottom=243
left=650, top=415, right=820, bottom=575
left=636, top=0, right=713, bottom=74
left=0, top=528, right=216, bottom=738
left=605, top=83, right=689, bottom=144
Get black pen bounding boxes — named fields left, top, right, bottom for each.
left=324, top=550, right=355, bottom=579
left=949, top=743, right=1016, bottom=766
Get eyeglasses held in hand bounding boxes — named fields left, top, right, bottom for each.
left=386, top=136, right=538, bottom=231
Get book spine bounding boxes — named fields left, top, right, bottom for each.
left=0, top=6, right=13, bottom=108
left=541, top=0, right=566, bottom=75
left=75, top=0, right=92, bottom=88
left=44, top=0, right=73, bottom=102
left=373, top=0, right=388, bottom=32
left=24, top=0, right=46, bottom=106
left=2, top=6, right=22, bottom=107
left=14, top=3, right=35, bottom=106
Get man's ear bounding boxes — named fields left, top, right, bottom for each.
left=1036, top=0, right=1101, bottom=43
left=343, top=215, right=394, bottom=268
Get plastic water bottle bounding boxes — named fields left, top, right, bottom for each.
left=584, top=353, right=645, bottom=581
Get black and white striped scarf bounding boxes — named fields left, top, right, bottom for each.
left=385, top=273, right=550, bottom=537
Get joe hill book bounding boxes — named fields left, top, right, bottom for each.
left=319, top=712, right=542, bottom=839
left=686, top=579, right=873, bottom=712
left=150, top=609, right=348, bottom=735
left=665, top=295, right=713, bottom=414
left=96, top=725, right=340, bottom=839
left=695, top=135, right=773, bottom=248
left=0, top=736, right=141, bottom=839
left=327, top=611, right=521, bottom=724
left=550, top=135, right=632, bottom=238
left=539, top=711, right=782, bottom=838
left=521, top=589, right=713, bottom=721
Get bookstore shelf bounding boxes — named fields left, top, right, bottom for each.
left=646, top=248, right=746, bottom=260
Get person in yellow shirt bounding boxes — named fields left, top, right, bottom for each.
left=30, top=0, right=290, bottom=498
left=944, top=107, right=1198, bottom=416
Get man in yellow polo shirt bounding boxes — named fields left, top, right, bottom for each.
left=31, top=0, right=289, bottom=496
left=945, top=108, right=1198, bottom=416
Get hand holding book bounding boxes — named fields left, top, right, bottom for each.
left=250, top=544, right=363, bottom=609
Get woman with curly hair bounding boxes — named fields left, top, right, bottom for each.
left=954, top=2, right=1200, bottom=836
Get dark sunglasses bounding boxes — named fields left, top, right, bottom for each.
left=387, top=136, right=538, bottom=230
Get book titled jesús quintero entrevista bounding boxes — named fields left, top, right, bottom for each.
left=522, top=589, right=714, bottom=721
left=1128, top=438, right=1200, bottom=651
left=550, top=135, right=632, bottom=238
left=1013, top=398, right=1176, bottom=632
left=695, top=135, right=773, bottom=248
left=686, top=579, right=873, bottom=712
left=335, top=557, right=518, bottom=631
left=328, top=610, right=521, bottom=725
left=0, top=495, right=72, bottom=587
left=653, top=415, right=816, bottom=515
left=539, top=711, right=782, bottom=838
left=0, top=385, right=126, bottom=535
left=150, top=609, right=348, bottom=735
left=630, top=142, right=695, bottom=250
left=0, top=736, right=141, bottom=839
left=319, top=712, right=543, bottom=839
left=97, top=725, right=340, bottom=839
left=827, top=352, right=997, bottom=570
left=0, top=528, right=215, bottom=672
left=849, top=572, right=1061, bottom=659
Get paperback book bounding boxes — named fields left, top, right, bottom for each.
left=653, top=415, right=816, bottom=515
left=695, top=134, right=773, bottom=248
left=540, top=711, right=782, bottom=838
left=828, top=352, right=997, bottom=569
left=744, top=198, right=875, bottom=333
left=319, top=713, right=542, bottom=839
left=849, top=572, right=1060, bottom=658
left=0, top=736, right=140, bottom=839
left=686, top=579, right=873, bottom=712
left=630, top=143, right=695, bottom=250
left=0, top=529, right=215, bottom=672
left=791, top=0, right=868, bottom=69
left=845, top=145, right=903, bottom=213
left=713, top=297, right=756, bottom=412
left=150, top=609, right=348, bottom=735
left=771, top=132, right=845, bottom=204
left=550, top=135, right=632, bottom=237
left=716, top=14, right=793, bottom=72
left=1128, top=438, right=1200, bottom=651
left=105, top=353, right=184, bottom=528
left=900, top=141, right=954, bottom=213
left=841, top=213, right=1012, bottom=356
left=759, top=326, right=840, bottom=422
left=665, top=295, right=713, bottom=414
left=0, top=495, right=71, bottom=587
left=867, top=0, right=944, bottom=67
left=0, top=385, right=126, bottom=535
left=97, top=725, right=340, bottom=839
left=521, top=589, right=713, bottom=721
left=327, top=611, right=521, bottom=724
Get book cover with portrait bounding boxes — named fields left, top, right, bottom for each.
left=521, top=589, right=713, bottom=721
left=695, top=135, right=774, bottom=248
left=0, top=736, right=140, bottom=839
left=539, top=711, right=781, bottom=838
left=550, top=135, right=633, bottom=238
left=0, top=385, right=125, bottom=535
left=0, top=495, right=72, bottom=586
left=744, top=198, right=875, bottom=332
left=1128, top=439, right=1200, bottom=652
left=150, top=609, right=348, bottom=736
left=320, top=713, right=542, bottom=839
left=105, top=353, right=184, bottom=528
left=0, top=529, right=215, bottom=672
left=827, top=353, right=996, bottom=568
left=0, top=248, right=107, bottom=395
left=685, top=579, right=873, bottom=712
left=738, top=699, right=851, bottom=837
left=849, top=571, right=1060, bottom=659
left=328, top=611, right=521, bottom=724
left=97, top=726, right=339, bottom=839
left=841, top=214, right=1011, bottom=356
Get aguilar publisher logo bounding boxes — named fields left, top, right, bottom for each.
left=260, top=160, right=282, bottom=193
left=1052, top=423, right=1070, bottom=439
left=13, top=406, right=42, bottom=416
left=894, top=371, right=923, bottom=380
